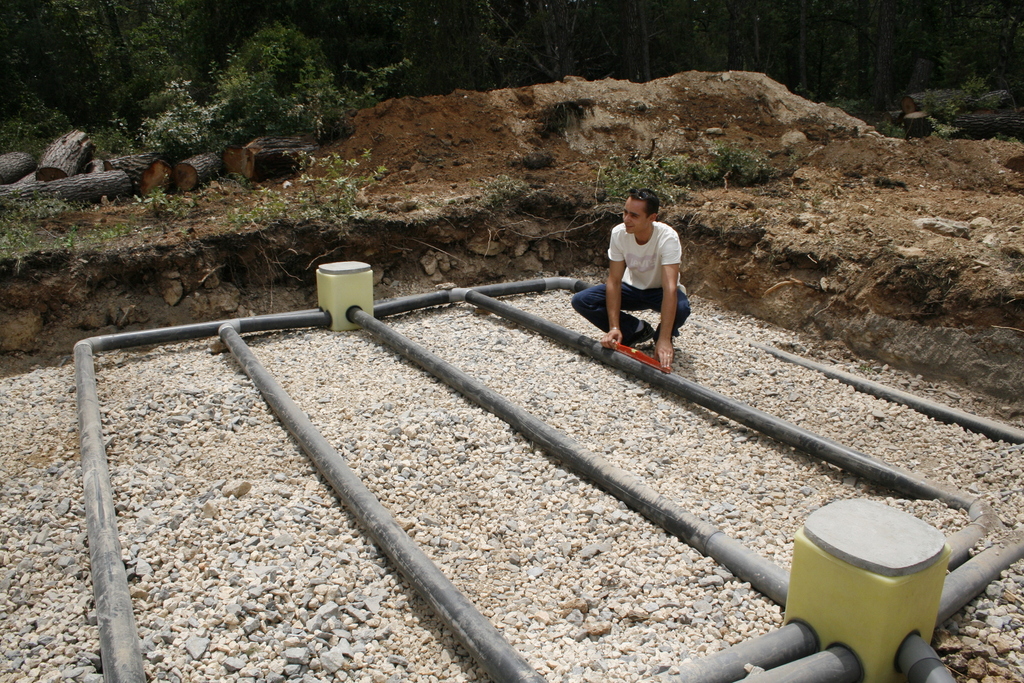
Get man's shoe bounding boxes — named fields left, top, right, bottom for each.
left=630, top=321, right=656, bottom=347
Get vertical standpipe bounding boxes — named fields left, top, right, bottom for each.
left=784, top=499, right=951, bottom=683
left=317, top=261, right=374, bottom=331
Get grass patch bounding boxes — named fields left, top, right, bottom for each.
left=230, top=152, right=384, bottom=226
left=599, top=143, right=777, bottom=203
left=0, top=196, right=80, bottom=259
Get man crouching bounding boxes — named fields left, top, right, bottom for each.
left=571, top=188, right=690, bottom=370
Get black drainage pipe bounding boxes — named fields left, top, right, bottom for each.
left=462, top=291, right=976, bottom=512
left=674, top=621, right=818, bottom=683
left=747, top=339, right=1024, bottom=445
left=69, top=281, right=583, bottom=682
left=73, top=311, right=333, bottom=683
left=937, top=528, right=1024, bottom=624
left=347, top=307, right=791, bottom=605
left=74, top=341, right=146, bottom=683
left=218, top=325, right=546, bottom=683
left=372, top=277, right=588, bottom=318
left=87, top=309, right=330, bottom=352
left=740, top=645, right=861, bottom=683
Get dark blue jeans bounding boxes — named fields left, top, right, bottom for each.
left=571, top=283, right=691, bottom=345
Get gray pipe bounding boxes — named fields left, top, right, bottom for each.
left=945, top=500, right=1003, bottom=571
left=74, top=341, right=146, bottom=683
left=348, top=307, right=790, bottom=605
left=87, top=309, right=330, bottom=352
left=217, top=325, right=545, bottom=683
left=740, top=646, right=861, bottom=683
left=938, top=528, right=1024, bottom=624
left=748, top=339, right=1024, bottom=444
left=461, top=291, right=976, bottom=511
left=898, top=634, right=956, bottom=683
left=373, top=277, right=587, bottom=318
left=674, top=622, right=818, bottom=683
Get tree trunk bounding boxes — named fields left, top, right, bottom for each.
left=108, top=153, right=162, bottom=190
left=856, top=0, right=871, bottom=94
left=871, top=0, right=896, bottom=110
left=36, top=130, right=95, bottom=181
left=223, top=136, right=319, bottom=181
left=798, top=0, right=808, bottom=92
left=0, top=152, right=36, bottom=184
left=139, top=159, right=173, bottom=195
left=726, top=0, right=748, bottom=71
left=621, top=0, right=651, bottom=82
left=952, top=112, right=1024, bottom=140
left=173, top=152, right=223, bottom=191
left=0, top=170, right=132, bottom=203
left=904, top=57, right=934, bottom=95
left=85, top=159, right=111, bottom=173
left=996, top=3, right=1022, bottom=91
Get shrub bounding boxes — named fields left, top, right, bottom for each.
left=140, top=80, right=220, bottom=160
left=482, top=175, right=530, bottom=208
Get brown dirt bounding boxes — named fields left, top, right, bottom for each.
left=2, top=70, right=1023, bottom=412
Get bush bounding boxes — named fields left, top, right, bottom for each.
left=0, top=95, right=74, bottom=156
left=482, top=175, right=530, bottom=208
left=599, top=156, right=685, bottom=203
left=703, top=144, right=777, bottom=186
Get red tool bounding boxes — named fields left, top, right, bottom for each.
left=614, top=343, right=670, bottom=373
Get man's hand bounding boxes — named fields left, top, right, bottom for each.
left=655, top=338, right=674, bottom=370
left=601, top=327, right=623, bottom=348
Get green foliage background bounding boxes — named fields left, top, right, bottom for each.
left=1, top=0, right=1022, bottom=156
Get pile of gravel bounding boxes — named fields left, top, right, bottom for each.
left=1, top=287, right=1022, bottom=683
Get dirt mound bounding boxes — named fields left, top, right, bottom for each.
left=330, top=71, right=872, bottom=198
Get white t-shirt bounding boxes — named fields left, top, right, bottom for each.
left=608, top=221, right=682, bottom=290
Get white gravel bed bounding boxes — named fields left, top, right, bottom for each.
left=1, top=287, right=1022, bottom=683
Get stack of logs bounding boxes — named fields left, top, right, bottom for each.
left=0, top=131, right=318, bottom=204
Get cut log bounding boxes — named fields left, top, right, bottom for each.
left=138, top=159, right=173, bottom=195
left=36, top=130, right=95, bottom=181
left=173, top=152, right=222, bottom=191
left=905, top=89, right=1014, bottom=115
left=222, top=145, right=253, bottom=179
left=902, top=111, right=932, bottom=139
left=0, top=170, right=132, bottom=203
left=951, top=112, right=1024, bottom=140
left=223, top=135, right=318, bottom=181
left=108, top=153, right=162, bottom=191
left=0, top=152, right=36, bottom=184
left=85, top=159, right=112, bottom=173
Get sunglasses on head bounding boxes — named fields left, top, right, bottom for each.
left=628, top=188, right=654, bottom=200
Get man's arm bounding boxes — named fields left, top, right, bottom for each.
left=655, top=263, right=680, bottom=368
left=601, top=260, right=627, bottom=348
